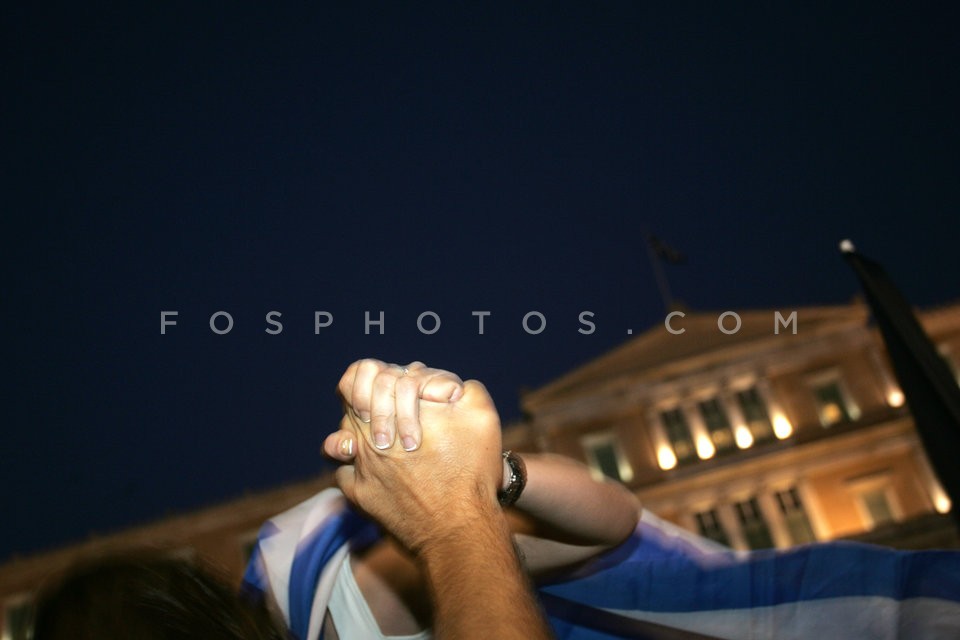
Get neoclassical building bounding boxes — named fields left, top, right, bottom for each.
left=506, top=300, right=960, bottom=551
left=4, top=300, right=960, bottom=639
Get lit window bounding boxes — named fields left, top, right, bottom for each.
left=660, top=408, right=696, bottom=465
left=847, top=472, right=902, bottom=531
left=3, top=596, right=34, bottom=640
left=695, top=508, right=730, bottom=546
left=813, top=380, right=860, bottom=426
left=735, top=387, right=775, bottom=442
left=735, top=497, right=774, bottom=549
left=775, top=487, right=816, bottom=545
left=861, top=488, right=896, bottom=527
left=581, top=432, right=634, bottom=483
left=698, top=398, right=736, bottom=455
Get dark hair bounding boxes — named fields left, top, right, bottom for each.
left=32, top=551, right=286, bottom=640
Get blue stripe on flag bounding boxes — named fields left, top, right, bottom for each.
left=542, top=529, right=960, bottom=613
left=288, top=507, right=378, bottom=640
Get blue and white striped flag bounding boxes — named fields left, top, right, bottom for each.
left=242, top=488, right=960, bottom=639
left=541, top=511, right=960, bottom=639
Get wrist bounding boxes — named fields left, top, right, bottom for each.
left=411, top=481, right=501, bottom=551
left=420, top=497, right=513, bottom=556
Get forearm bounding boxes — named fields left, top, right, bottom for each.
left=511, top=453, right=640, bottom=546
left=420, top=491, right=554, bottom=640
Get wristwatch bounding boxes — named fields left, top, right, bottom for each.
left=497, top=450, right=527, bottom=507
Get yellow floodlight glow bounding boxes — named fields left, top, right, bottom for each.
left=886, top=389, right=905, bottom=407
left=933, top=487, right=952, bottom=514
left=695, top=435, right=716, bottom=460
left=657, top=446, right=677, bottom=470
left=773, top=414, right=793, bottom=439
left=935, top=494, right=952, bottom=514
left=734, top=425, right=754, bottom=449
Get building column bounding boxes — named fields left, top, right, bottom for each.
left=797, top=479, right=830, bottom=541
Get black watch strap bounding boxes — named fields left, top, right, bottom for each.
left=497, top=450, right=527, bottom=507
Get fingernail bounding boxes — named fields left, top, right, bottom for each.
left=359, top=411, right=371, bottom=423
left=401, top=436, right=418, bottom=452
left=339, top=437, right=354, bottom=457
left=374, top=432, right=391, bottom=449
left=449, top=387, right=464, bottom=402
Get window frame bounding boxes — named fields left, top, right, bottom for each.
left=659, top=406, right=697, bottom=465
left=697, top=397, right=737, bottom=454
left=580, top=431, right=634, bottom=483
left=774, top=486, right=817, bottom=545
left=734, top=385, right=775, bottom=442
left=694, top=507, right=730, bottom=546
left=807, top=369, right=861, bottom=427
left=2, top=593, right=34, bottom=640
left=846, top=471, right=903, bottom=530
left=734, top=495, right=775, bottom=549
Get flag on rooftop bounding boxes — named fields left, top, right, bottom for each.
left=647, top=234, right=688, bottom=265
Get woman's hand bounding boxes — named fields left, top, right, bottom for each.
left=332, top=358, right=464, bottom=453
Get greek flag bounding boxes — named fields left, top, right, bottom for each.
left=242, top=488, right=960, bottom=639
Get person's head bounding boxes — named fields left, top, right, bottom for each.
left=33, top=551, right=285, bottom=640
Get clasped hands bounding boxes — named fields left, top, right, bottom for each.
left=323, top=359, right=504, bottom=554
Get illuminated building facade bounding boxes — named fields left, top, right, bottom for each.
left=507, top=301, right=960, bottom=551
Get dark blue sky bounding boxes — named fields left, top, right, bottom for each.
left=4, top=2, right=959, bottom=560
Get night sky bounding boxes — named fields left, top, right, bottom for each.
left=4, top=3, right=960, bottom=561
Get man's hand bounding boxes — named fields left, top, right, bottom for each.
left=335, top=358, right=464, bottom=452
left=331, top=379, right=503, bottom=554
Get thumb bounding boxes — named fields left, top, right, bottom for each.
left=323, top=429, right=357, bottom=463
left=335, top=465, right=357, bottom=502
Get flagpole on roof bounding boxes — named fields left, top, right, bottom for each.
left=644, top=232, right=675, bottom=314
